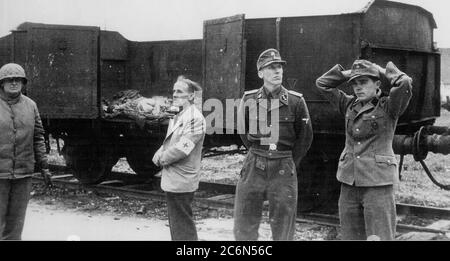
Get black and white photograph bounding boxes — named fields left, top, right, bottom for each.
left=0, top=0, right=449, bottom=245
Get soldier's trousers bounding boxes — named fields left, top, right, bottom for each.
left=338, top=183, right=396, bottom=240
left=234, top=151, right=298, bottom=240
left=0, top=177, right=32, bottom=240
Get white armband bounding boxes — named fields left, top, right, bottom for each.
left=175, top=136, right=195, bottom=155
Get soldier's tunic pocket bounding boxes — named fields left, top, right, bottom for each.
left=255, top=156, right=266, bottom=171
left=374, top=155, right=397, bottom=167
left=374, top=155, right=397, bottom=183
left=362, top=113, right=386, bottom=137
left=278, top=115, right=296, bottom=140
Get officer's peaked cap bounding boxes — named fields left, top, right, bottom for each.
left=257, top=48, right=286, bottom=71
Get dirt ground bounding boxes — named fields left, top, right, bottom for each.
left=23, top=184, right=336, bottom=241
left=22, top=184, right=449, bottom=241
left=23, top=200, right=172, bottom=241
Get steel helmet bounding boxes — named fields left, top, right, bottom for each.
left=0, top=63, right=27, bottom=84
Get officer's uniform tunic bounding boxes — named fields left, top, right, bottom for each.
left=233, top=85, right=313, bottom=241
left=316, top=62, right=412, bottom=240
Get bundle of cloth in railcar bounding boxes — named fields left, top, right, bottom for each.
left=103, top=89, right=175, bottom=120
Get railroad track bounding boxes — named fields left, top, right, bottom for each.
left=33, top=164, right=450, bottom=237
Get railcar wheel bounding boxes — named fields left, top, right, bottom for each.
left=125, top=144, right=160, bottom=178
left=62, top=141, right=119, bottom=184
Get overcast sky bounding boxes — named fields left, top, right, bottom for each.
left=1, top=0, right=449, bottom=47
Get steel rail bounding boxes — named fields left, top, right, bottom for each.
left=297, top=212, right=450, bottom=235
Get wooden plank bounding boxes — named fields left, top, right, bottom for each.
left=207, top=194, right=235, bottom=201
left=50, top=174, right=73, bottom=179
left=99, top=180, right=124, bottom=185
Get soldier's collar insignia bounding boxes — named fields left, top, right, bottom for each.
left=256, top=89, right=263, bottom=103
left=371, top=97, right=379, bottom=106
left=279, top=88, right=289, bottom=105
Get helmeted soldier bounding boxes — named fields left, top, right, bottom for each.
left=316, top=59, right=413, bottom=240
left=234, top=48, right=313, bottom=240
left=0, top=63, right=52, bottom=240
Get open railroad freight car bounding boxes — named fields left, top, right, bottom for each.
left=0, top=0, right=445, bottom=211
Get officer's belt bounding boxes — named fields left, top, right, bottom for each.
left=251, top=143, right=292, bottom=151
left=249, top=147, right=292, bottom=159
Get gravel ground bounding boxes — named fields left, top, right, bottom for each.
left=393, top=109, right=450, bottom=208
left=49, top=147, right=450, bottom=209
left=396, top=154, right=450, bottom=208
left=29, top=182, right=338, bottom=240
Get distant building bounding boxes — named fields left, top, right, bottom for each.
left=440, top=48, right=450, bottom=102
left=441, top=48, right=450, bottom=84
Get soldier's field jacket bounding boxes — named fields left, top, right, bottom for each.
left=316, top=62, right=412, bottom=186
left=0, top=91, right=48, bottom=178
left=238, top=85, right=313, bottom=167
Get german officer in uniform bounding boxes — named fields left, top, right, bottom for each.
left=234, top=49, right=313, bottom=240
left=316, top=60, right=412, bottom=240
